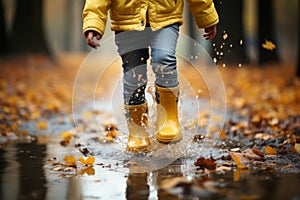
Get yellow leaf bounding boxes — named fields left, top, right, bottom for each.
left=36, top=121, right=48, bottom=130
left=262, top=39, right=276, bottom=51
left=220, top=130, right=226, bottom=140
left=64, top=155, right=76, bottom=166
left=78, top=156, right=95, bottom=166
left=30, top=110, right=41, bottom=120
left=265, top=146, right=277, bottom=155
left=107, top=130, right=118, bottom=138
left=105, top=135, right=114, bottom=143
left=230, top=153, right=249, bottom=169
left=11, top=122, right=18, bottom=130
left=60, top=131, right=74, bottom=139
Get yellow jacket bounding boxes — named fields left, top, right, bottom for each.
left=82, top=0, right=219, bottom=36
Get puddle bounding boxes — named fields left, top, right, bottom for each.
left=1, top=98, right=300, bottom=200
left=1, top=126, right=300, bottom=200
left=1, top=137, right=300, bottom=200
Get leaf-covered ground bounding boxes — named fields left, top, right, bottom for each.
left=0, top=55, right=300, bottom=198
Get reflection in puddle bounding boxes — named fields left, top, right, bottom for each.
left=1, top=134, right=300, bottom=199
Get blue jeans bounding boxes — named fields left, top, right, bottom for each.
left=115, top=23, right=179, bottom=105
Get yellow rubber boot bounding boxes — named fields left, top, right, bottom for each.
left=125, top=102, right=150, bottom=152
left=155, top=85, right=182, bottom=143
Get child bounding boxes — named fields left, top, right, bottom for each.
left=82, top=0, right=219, bottom=153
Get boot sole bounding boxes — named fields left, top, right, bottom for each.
left=126, top=145, right=150, bottom=153
left=156, top=133, right=182, bottom=144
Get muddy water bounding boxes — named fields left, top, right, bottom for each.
left=1, top=126, right=300, bottom=200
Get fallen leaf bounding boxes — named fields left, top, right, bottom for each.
left=61, top=131, right=74, bottom=139
left=36, top=121, right=48, bottom=130
left=251, top=115, right=261, bottom=126
left=107, top=130, right=118, bottom=138
left=220, top=130, right=226, bottom=140
left=230, top=152, right=249, bottom=169
left=265, top=146, right=277, bottom=155
left=243, top=149, right=264, bottom=161
left=79, top=148, right=90, bottom=156
left=78, top=156, right=95, bottom=166
left=60, top=139, right=70, bottom=146
left=194, top=157, right=216, bottom=169
left=64, top=155, right=76, bottom=166
left=252, top=148, right=264, bottom=157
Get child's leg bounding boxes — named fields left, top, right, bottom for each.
left=121, top=49, right=149, bottom=105
left=150, top=23, right=179, bottom=88
left=150, top=23, right=182, bottom=143
left=115, top=31, right=150, bottom=105
left=115, top=30, right=151, bottom=152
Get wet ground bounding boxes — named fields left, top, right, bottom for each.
left=1, top=104, right=300, bottom=200
left=1, top=57, right=300, bottom=199
left=1, top=135, right=300, bottom=200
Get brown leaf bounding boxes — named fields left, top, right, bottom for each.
left=60, top=139, right=70, bottom=146
left=194, top=157, right=216, bottom=169
left=251, top=115, right=261, bottom=126
left=243, top=149, right=264, bottom=161
left=252, top=148, right=264, bottom=157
